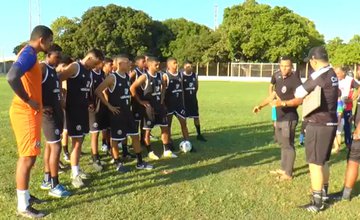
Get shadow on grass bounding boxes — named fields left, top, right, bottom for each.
left=46, top=121, right=285, bottom=211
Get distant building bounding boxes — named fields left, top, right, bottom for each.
left=0, top=56, right=16, bottom=74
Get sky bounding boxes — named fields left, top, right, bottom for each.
left=0, top=0, right=359, bottom=58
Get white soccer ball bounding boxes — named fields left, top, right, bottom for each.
left=179, top=141, right=192, bottom=153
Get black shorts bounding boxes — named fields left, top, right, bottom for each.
left=166, top=104, right=186, bottom=119
left=66, top=105, right=89, bottom=138
left=132, top=101, right=144, bottom=122
left=348, top=140, right=360, bottom=163
left=110, top=110, right=138, bottom=141
left=305, top=124, right=336, bottom=165
left=184, top=99, right=199, bottom=118
left=42, top=107, right=64, bottom=143
left=143, top=105, right=168, bottom=130
left=89, top=105, right=110, bottom=132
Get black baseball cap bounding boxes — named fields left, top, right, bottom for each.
left=303, top=46, right=329, bottom=62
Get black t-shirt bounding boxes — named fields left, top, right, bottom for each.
left=294, top=66, right=338, bottom=125
left=272, top=71, right=302, bottom=121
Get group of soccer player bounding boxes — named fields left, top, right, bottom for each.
left=7, top=25, right=206, bottom=218
left=253, top=46, right=360, bottom=213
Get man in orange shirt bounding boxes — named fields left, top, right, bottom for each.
left=7, top=25, right=53, bottom=218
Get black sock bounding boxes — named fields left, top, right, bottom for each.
left=44, top=172, right=51, bottom=182
left=136, top=153, right=143, bottom=165
left=63, top=145, right=69, bottom=154
left=323, top=183, right=329, bottom=195
left=51, top=176, right=59, bottom=188
left=145, top=145, right=152, bottom=153
left=92, top=154, right=100, bottom=162
left=122, top=145, right=129, bottom=157
left=312, top=191, right=323, bottom=207
left=102, top=139, right=106, bottom=146
left=163, top=143, right=172, bottom=151
left=195, top=125, right=201, bottom=136
left=114, top=158, right=121, bottom=165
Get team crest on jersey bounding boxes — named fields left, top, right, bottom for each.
left=281, top=86, right=287, bottom=93
left=82, top=74, right=85, bottom=78
left=135, top=113, right=139, bottom=117
left=93, top=123, right=98, bottom=128
left=147, top=121, right=152, bottom=126
left=76, top=125, right=82, bottom=131
left=193, top=78, right=195, bottom=81
left=176, top=84, right=180, bottom=89
left=170, top=80, right=173, bottom=83
left=331, top=76, right=339, bottom=86
left=119, top=83, right=122, bottom=86
left=55, top=129, right=60, bottom=135
left=189, top=82, right=194, bottom=87
left=51, top=74, right=54, bottom=77
left=117, top=130, right=122, bottom=135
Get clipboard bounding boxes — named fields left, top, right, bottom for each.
left=302, top=86, right=321, bottom=117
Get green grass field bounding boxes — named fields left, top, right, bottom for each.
left=1, top=76, right=360, bottom=219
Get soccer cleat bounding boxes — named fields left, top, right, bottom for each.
left=63, top=152, right=70, bottom=163
left=148, top=151, right=160, bottom=160
left=71, top=175, right=85, bottom=188
left=278, top=174, right=293, bottom=181
left=49, top=184, right=71, bottom=198
left=29, top=195, right=45, bottom=205
left=163, top=150, right=178, bottom=158
left=78, top=170, right=90, bottom=180
left=92, top=160, right=104, bottom=172
left=136, top=162, right=154, bottom=170
left=196, top=134, right=207, bottom=142
left=40, top=180, right=51, bottom=190
left=101, top=143, right=110, bottom=152
left=17, top=206, right=46, bottom=219
left=116, top=163, right=130, bottom=173
left=300, top=202, right=325, bottom=213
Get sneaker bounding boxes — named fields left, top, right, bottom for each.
left=92, top=160, right=104, bottom=172
left=28, top=194, right=45, bottom=205
left=148, top=151, right=160, bottom=160
left=278, top=174, right=293, bottom=181
left=71, top=175, right=85, bottom=188
left=40, top=180, right=51, bottom=190
left=136, top=162, right=154, bottom=170
left=101, top=143, right=109, bottom=152
left=49, top=184, right=71, bottom=198
left=299, top=200, right=325, bottom=213
left=63, top=152, right=70, bottom=163
left=197, top=134, right=207, bottom=142
left=78, top=170, right=90, bottom=179
left=116, top=163, right=130, bottom=173
left=163, top=150, right=178, bottom=158
left=330, top=191, right=351, bottom=201
left=17, top=206, right=46, bottom=218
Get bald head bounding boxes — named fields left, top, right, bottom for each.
left=113, top=55, right=129, bottom=73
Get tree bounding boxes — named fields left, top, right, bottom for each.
left=13, top=42, right=27, bottom=55
left=218, top=0, right=324, bottom=62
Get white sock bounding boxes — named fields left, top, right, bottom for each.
left=71, top=165, right=79, bottom=178
left=17, top=189, right=29, bottom=211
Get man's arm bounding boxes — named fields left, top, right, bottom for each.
left=253, top=91, right=276, bottom=113
left=95, top=74, right=120, bottom=115
left=58, top=62, right=78, bottom=81
left=7, top=47, right=39, bottom=110
left=130, top=74, right=149, bottom=107
left=129, top=70, right=136, bottom=81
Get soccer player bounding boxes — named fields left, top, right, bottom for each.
left=57, top=55, right=74, bottom=164
left=39, top=44, right=71, bottom=198
left=273, top=46, right=338, bottom=212
left=130, top=56, right=177, bottom=159
left=58, top=49, right=104, bottom=188
left=88, top=62, right=107, bottom=171
left=163, top=58, right=192, bottom=149
left=336, top=87, right=360, bottom=200
left=95, top=55, right=153, bottom=171
left=253, top=56, right=302, bottom=181
left=332, top=93, right=344, bottom=154
left=7, top=25, right=53, bottom=218
left=100, top=58, right=113, bottom=153
left=182, top=61, right=207, bottom=141
left=334, top=66, right=359, bottom=149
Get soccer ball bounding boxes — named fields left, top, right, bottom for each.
left=179, top=141, right=192, bottom=153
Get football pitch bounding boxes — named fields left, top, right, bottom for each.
left=0, top=76, right=359, bottom=219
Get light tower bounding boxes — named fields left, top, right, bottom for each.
left=214, top=4, right=218, bottom=30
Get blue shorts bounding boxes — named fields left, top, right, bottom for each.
left=271, top=106, right=277, bottom=121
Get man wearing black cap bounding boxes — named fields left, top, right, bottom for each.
left=253, top=56, right=302, bottom=181
left=273, top=46, right=338, bottom=212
